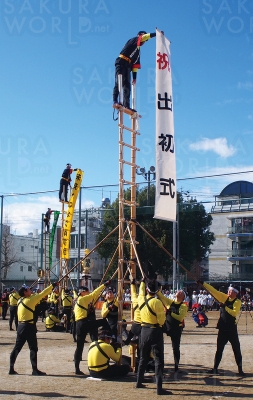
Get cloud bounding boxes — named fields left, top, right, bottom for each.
left=237, top=81, right=253, bottom=90
left=189, top=138, right=236, bottom=158
left=3, top=195, right=95, bottom=236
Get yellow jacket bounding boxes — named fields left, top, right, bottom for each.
left=74, top=284, right=105, bottom=322
left=61, top=289, right=73, bottom=307
left=88, top=340, right=121, bottom=372
left=157, top=291, right=188, bottom=323
left=18, top=285, right=53, bottom=324
left=45, top=314, right=61, bottom=329
left=130, top=281, right=145, bottom=324
left=138, top=293, right=165, bottom=328
left=9, top=292, right=21, bottom=306
left=203, top=282, right=241, bottom=318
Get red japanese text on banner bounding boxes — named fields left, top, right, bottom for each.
left=154, top=29, right=176, bottom=222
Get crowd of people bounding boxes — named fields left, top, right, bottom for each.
left=0, top=277, right=247, bottom=395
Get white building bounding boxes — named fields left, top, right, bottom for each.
left=1, top=227, right=57, bottom=287
left=209, top=181, right=253, bottom=281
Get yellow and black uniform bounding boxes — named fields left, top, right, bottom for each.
left=88, top=338, right=129, bottom=379
left=61, top=289, right=73, bottom=332
left=9, top=284, right=54, bottom=374
left=74, top=284, right=109, bottom=374
left=158, top=291, right=188, bottom=372
left=50, top=290, right=59, bottom=315
left=136, top=281, right=166, bottom=394
left=101, top=296, right=119, bottom=339
left=124, top=281, right=145, bottom=345
left=45, top=312, right=64, bottom=332
left=203, top=282, right=243, bottom=374
left=9, top=290, right=20, bottom=331
left=113, top=32, right=156, bottom=108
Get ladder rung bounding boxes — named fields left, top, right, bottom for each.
left=121, top=160, right=139, bottom=167
left=124, top=239, right=139, bottom=245
left=113, top=104, right=141, bottom=118
left=118, top=124, right=140, bottom=135
left=119, top=141, right=140, bottom=151
left=121, top=180, right=138, bottom=186
left=122, top=199, right=139, bottom=206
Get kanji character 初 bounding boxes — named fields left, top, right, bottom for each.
left=157, top=52, right=170, bottom=71
left=158, top=133, right=174, bottom=153
left=159, top=178, right=175, bottom=198
left=157, top=92, right=172, bottom=111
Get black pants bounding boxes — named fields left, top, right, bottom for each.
left=74, top=318, right=108, bottom=370
left=62, top=307, right=72, bottom=332
left=2, top=302, right=8, bottom=319
left=214, top=328, right=242, bottom=369
left=44, top=220, right=49, bottom=232
left=113, top=57, right=131, bottom=108
left=125, top=322, right=141, bottom=344
left=9, top=306, right=18, bottom=330
left=89, top=363, right=130, bottom=380
left=167, top=328, right=182, bottom=371
left=59, top=180, right=68, bottom=201
left=10, top=323, right=38, bottom=370
left=137, top=326, right=164, bottom=389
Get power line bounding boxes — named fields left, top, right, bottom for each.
left=1, top=169, right=252, bottom=198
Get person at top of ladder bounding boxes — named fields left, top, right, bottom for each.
left=113, top=30, right=164, bottom=111
left=59, top=163, right=78, bottom=203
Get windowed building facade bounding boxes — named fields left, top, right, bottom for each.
left=210, top=181, right=253, bottom=281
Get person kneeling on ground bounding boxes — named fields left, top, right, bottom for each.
left=88, top=330, right=130, bottom=380
left=45, top=307, right=65, bottom=332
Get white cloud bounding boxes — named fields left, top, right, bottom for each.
left=237, top=81, right=253, bottom=90
left=189, top=138, right=236, bottom=158
left=3, top=195, right=95, bottom=236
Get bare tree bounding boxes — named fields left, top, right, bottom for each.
left=1, top=225, right=17, bottom=279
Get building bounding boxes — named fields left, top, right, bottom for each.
left=1, top=226, right=57, bottom=289
left=65, top=205, right=110, bottom=285
left=209, top=180, right=253, bottom=282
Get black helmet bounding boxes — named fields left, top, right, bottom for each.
left=98, top=330, right=112, bottom=340
left=78, top=286, right=89, bottom=295
left=137, top=31, right=147, bottom=36
left=147, top=279, right=160, bottom=294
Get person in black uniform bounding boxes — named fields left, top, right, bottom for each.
left=136, top=279, right=167, bottom=395
left=198, top=281, right=245, bottom=376
left=43, top=208, right=54, bottom=233
left=59, top=163, right=77, bottom=202
left=113, top=31, right=157, bottom=110
left=9, top=282, right=58, bottom=375
left=61, top=288, right=73, bottom=333
left=158, top=289, right=188, bottom=373
left=74, top=283, right=110, bottom=375
left=9, top=287, right=20, bottom=331
left=2, top=288, right=9, bottom=320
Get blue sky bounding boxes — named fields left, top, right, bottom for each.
left=1, top=0, right=253, bottom=234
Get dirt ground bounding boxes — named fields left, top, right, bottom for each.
left=0, top=310, right=253, bottom=400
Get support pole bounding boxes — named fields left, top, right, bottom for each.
left=0, top=195, right=3, bottom=289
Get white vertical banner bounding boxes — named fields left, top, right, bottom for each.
left=154, top=29, right=176, bottom=222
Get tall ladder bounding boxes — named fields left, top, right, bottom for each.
left=60, top=201, right=70, bottom=288
left=43, top=232, right=51, bottom=286
left=114, top=77, right=140, bottom=345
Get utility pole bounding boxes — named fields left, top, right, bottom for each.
left=0, top=195, right=3, bottom=289
left=136, top=166, right=156, bottom=205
